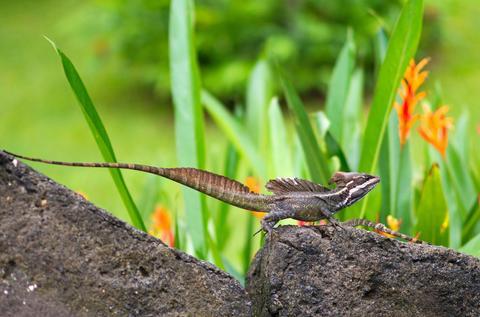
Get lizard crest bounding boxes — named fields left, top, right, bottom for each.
left=265, top=177, right=330, bottom=194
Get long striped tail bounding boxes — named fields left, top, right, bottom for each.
left=3, top=150, right=268, bottom=211
left=343, top=218, right=425, bottom=244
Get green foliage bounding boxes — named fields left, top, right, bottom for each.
left=358, top=0, right=423, bottom=218
left=169, top=0, right=209, bottom=259
left=415, top=165, right=449, bottom=246
left=325, top=31, right=356, bottom=144
left=278, top=66, right=331, bottom=184
left=96, top=0, right=403, bottom=100
left=47, top=38, right=146, bottom=232
left=34, top=0, right=479, bottom=284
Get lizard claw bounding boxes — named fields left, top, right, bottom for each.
left=253, top=227, right=264, bottom=237
left=260, top=219, right=274, bottom=235
left=252, top=219, right=271, bottom=237
left=328, top=217, right=345, bottom=231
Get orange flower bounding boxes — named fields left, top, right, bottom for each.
left=394, top=58, right=429, bottom=145
left=418, top=104, right=453, bottom=157
left=150, top=205, right=175, bottom=247
left=244, top=176, right=266, bottom=219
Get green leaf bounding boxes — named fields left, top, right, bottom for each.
left=378, top=113, right=414, bottom=231
left=373, top=28, right=388, bottom=75
left=358, top=0, right=423, bottom=218
left=359, top=0, right=423, bottom=174
left=215, top=141, right=240, bottom=251
left=395, top=144, right=414, bottom=231
left=169, top=0, right=208, bottom=258
left=201, top=90, right=266, bottom=179
left=242, top=214, right=255, bottom=275
left=325, top=31, right=356, bottom=144
left=459, top=233, right=480, bottom=257
left=246, top=60, right=273, bottom=150
left=47, top=38, right=146, bottom=232
left=138, top=175, right=161, bottom=227
left=438, top=153, right=464, bottom=249
left=445, top=153, right=476, bottom=217
left=463, top=198, right=480, bottom=243
left=378, top=113, right=400, bottom=222
left=268, top=97, right=293, bottom=177
left=325, top=132, right=350, bottom=172
left=207, top=233, right=225, bottom=270
left=277, top=66, right=330, bottom=184
left=415, top=164, right=448, bottom=246
left=444, top=117, right=476, bottom=214
left=342, top=69, right=364, bottom=170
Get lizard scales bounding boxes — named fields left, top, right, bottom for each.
left=3, top=150, right=380, bottom=233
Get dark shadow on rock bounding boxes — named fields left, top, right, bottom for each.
left=0, top=151, right=251, bottom=316
left=246, top=225, right=480, bottom=317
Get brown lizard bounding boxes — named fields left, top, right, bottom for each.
left=3, top=150, right=422, bottom=242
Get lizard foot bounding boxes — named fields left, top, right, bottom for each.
left=328, top=217, right=345, bottom=231
left=260, top=219, right=274, bottom=235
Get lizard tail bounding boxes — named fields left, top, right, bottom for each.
left=344, top=218, right=425, bottom=244
left=3, top=150, right=268, bottom=211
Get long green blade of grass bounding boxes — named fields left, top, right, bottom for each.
left=325, top=30, right=355, bottom=145
left=375, top=28, right=399, bottom=224
left=278, top=66, right=330, bottom=184
left=169, top=0, right=208, bottom=258
left=215, top=143, right=239, bottom=251
left=463, top=198, right=480, bottom=243
left=358, top=0, right=423, bottom=174
left=46, top=38, right=146, bottom=232
left=437, top=151, right=464, bottom=249
left=342, top=69, right=364, bottom=170
left=445, top=143, right=476, bottom=214
left=358, top=0, right=423, bottom=218
left=268, top=97, right=293, bottom=178
left=246, top=59, right=273, bottom=150
left=395, top=144, right=414, bottom=231
left=311, top=112, right=350, bottom=172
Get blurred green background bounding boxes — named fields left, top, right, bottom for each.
left=1, top=1, right=478, bottom=245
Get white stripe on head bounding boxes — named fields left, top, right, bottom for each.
left=349, top=178, right=378, bottom=195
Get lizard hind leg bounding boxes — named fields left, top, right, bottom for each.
left=260, top=209, right=294, bottom=234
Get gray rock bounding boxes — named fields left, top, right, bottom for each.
left=0, top=151, right=251, bottom=317
left=3, top=149, right=480, bottom=317
left=246, top=225, right=480, bottom=317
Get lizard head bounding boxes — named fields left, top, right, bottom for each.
left=329, top=171, right=380, bottom=206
